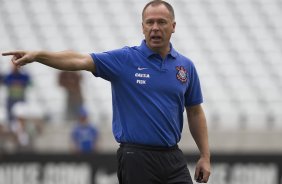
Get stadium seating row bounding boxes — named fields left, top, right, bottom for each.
left=0, top=0, right=281, bottom=134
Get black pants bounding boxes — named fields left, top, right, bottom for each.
left=117, top=143, right=193, bottom=184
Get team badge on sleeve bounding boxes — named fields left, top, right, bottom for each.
left=176, top=66, right=188, bottom=83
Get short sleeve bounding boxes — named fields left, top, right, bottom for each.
left=90, top=47, right=129, bottom=81
left=184, top=63, right=203, bottom=107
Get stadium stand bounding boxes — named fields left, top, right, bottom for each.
left=0, top=0, right=281, bottom=153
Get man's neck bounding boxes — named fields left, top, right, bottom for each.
left=151, top=46, right=170, bottom=59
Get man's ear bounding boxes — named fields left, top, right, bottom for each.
left=172, top=22, right=176, bottom=33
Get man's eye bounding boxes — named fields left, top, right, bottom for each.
left=159, top=20, right=167, bottom=24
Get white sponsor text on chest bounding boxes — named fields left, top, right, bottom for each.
left=135, top=73, right=150, bottom=85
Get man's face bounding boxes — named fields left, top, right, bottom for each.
left=142, top=4, right=176, bottom=53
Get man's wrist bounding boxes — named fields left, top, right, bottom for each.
left=200, top=152, right=211, bottom=161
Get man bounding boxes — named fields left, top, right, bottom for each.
left=58, top=71, right=83, bottom=121
left=2, top=0, right=211, bottom=183
left=3, top=64, right=31, bottom=123
left=71, top=106, right=99, bottom=154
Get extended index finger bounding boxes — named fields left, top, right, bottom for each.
left=1, top=51, right=22, bottom=56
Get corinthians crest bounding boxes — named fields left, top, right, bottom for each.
left=176, top=66, right=188, bottom=83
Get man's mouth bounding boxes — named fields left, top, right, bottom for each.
left=150, top=36, right=162, bottom=41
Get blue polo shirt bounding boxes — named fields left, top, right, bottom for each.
left=90, top=40, right=203, bottom=147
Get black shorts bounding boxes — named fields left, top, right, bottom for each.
left=117, top=143, right=193, bottom=184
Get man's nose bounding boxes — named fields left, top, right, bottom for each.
left=152, top=22, right=160, bottom=31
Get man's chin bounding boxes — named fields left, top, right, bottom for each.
left=148, top=42, right=163, bottom=50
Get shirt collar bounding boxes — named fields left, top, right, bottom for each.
left=139, top=40, right=178, bottom=59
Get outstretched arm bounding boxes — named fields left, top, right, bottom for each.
left=186, top=104, right=211, bottom=183
left=2, top=50, right=95, bottom=72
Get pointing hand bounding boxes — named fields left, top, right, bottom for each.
left=2, top=51, right=36, bottom=67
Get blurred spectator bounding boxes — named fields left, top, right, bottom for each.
left=10, top=109, right=31, bottom=151
left=1, top=73, right=17, bottom=152
left=58, top=71, right=83, bottom=122
left=10, top=102, right=44, bottom=152
left=71, top=106, right=99, bottom=154
left=3, top=64, right=31, bottom=124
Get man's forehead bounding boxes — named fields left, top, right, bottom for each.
left=143, top=4, right=173, bottom=20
